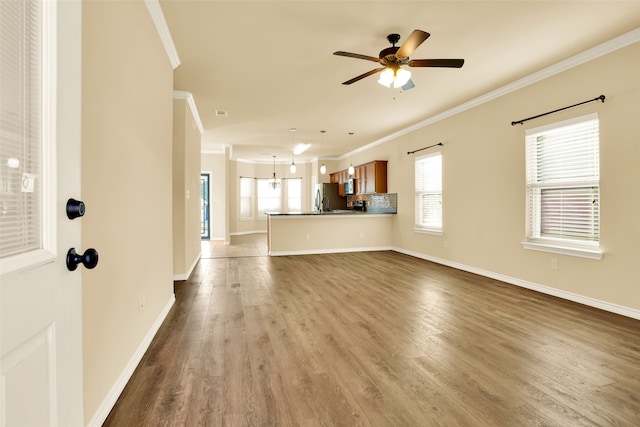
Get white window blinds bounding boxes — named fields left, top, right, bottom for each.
left=415, top=151, right=442, bottom=230
left=257, top=178, right=281, bottom=217
left=239, top=177, right=253, bottom=219
left=525, top=114, right=600, bottom=244
left=0, top=0, right=43, bottom=258
left=286, top=178, right=302, bottom=212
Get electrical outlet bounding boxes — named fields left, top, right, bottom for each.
left=444, top=240, right=449, bottom=248
left=551, top=258, right=558, bottom=270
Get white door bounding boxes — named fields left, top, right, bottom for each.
left=1, top=1, right=85, bottom=426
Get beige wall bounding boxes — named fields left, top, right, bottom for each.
left=360, top=42, right=640, bottom=313
left=81, top=1, right=175, bottom=423
left=201, top=153, right=226, bottom=240
left=172, top=97, right=202, bottom=279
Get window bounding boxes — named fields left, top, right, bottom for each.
left=239, top=177, right=253, bottom=219
left=523, top=113, right=602, bottom=259
left=0, top=0, right=44, bottom=259
left=257, top=178, right=281, bottom=218
left=415, top=151, right=442, bottom=234
left=286, top=178, right=302, bottom=212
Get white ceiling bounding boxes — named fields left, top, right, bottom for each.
left=160, top=1, right=640, bottom=164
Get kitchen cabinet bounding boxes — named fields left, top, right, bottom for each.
left=330, top=160, right=387, bottom=194
left=358, top=160, right=387, bottom=194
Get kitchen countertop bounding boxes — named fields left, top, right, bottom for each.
left=267, top=209, right=396, bottom=216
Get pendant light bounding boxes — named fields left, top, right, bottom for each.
left=319, top=130, right=327, bottom=174
left=270, top=155, right=280, bottom=189
left=347, top=131, right=355, bottom=175
left=290, top=156, right=296, bottom=174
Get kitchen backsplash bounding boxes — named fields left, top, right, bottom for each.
left=347, top=193, right=397, bottom=213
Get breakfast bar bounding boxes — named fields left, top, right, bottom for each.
left=267, top=211, right=394, bottom=256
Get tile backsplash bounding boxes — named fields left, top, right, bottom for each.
left=347, top=193, right=397, bottom=213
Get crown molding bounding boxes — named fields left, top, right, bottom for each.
left=144, top=0, right=180, bottom=70
left=342, top=27, right=640, bottom=160
left=173, top=91, right=204, bottom=134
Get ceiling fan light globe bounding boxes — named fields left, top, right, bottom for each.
left=377, top=68, right=394, bottom=87
left=394, top=68, right=411, bottom=87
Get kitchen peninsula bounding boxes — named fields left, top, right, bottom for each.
left=267, top=210, right=394, bottom=256
left=267, top=192, right=397, bottom=255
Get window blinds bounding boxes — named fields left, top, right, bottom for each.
left=239, top=177, right=253, bottom=219
left=526, top=114, right=599, bottom=243
left=415, top=151, right=442, bottom=229
left=0, top=0, right=43, bottom=258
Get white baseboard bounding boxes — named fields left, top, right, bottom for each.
left=269, top=246, right=392, bottom=256
left=173, top=251, right=201, bottom=281
left=392, top=247, right=640, bottom=321
left=86, top=294, right=176, bottom=427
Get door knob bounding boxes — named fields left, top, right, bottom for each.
left=66, top=198, right=86, bottom=219
left=66, top=248, right=99, bottom=271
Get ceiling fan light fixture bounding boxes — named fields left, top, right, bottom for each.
left=394, top=68, right=411, bottom=87
left=377, top=67, right=411, bottom=88
left=377, top=68, right=394, bottom=87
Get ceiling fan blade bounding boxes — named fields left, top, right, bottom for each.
left=341, top=68, right=385, bottom=85
left=408, top=59, right=465, bottom=68
left=396, top=30, right=430, bottom=58
left=333, top=51, right=380, bottom=63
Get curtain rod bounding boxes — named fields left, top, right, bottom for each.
left=511, top=95, right=605, bottom=126
left=407, top=142, right=443, bottom=155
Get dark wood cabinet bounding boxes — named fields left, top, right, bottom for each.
left=358, top=160, right=387, bottom=194
left=329, top=160, right=387, bottom=195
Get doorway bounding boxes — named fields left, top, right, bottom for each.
left=200, top=173, right=210, bottom=240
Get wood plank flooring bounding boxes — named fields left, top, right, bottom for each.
left=104, top=245, right=640, bottom=426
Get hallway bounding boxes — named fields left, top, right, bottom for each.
left=200, top=234, right=268, bottom=259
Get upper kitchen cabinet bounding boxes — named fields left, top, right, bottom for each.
left=330, top=160, right=387, bottom=194
left=358, top=160, right=387, bottom=194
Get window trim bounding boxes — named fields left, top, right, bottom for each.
left=522, top=113, right=603, bottom=260
left=1, top=0, right=57, bottom=276
left=521, top=239, right=603, bottom=260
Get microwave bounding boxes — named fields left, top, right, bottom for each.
left=344, top=178, right=356, bottom=195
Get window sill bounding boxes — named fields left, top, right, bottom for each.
left=414, top=227, right=443, bottom=236
left=521, top=240, right=603, bottom=260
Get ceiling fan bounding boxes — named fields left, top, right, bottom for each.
left=334, top=29, right=464, bottom=90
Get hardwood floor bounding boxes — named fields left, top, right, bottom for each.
left=104, top=246, right=640, bottom=426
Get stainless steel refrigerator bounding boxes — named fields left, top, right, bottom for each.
left=314, top=183, right=346, bottom=212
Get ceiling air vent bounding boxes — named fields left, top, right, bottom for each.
left=215, top=110, right=228, bottom=117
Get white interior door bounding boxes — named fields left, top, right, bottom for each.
left=1, top=1, right=84, bottom=426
